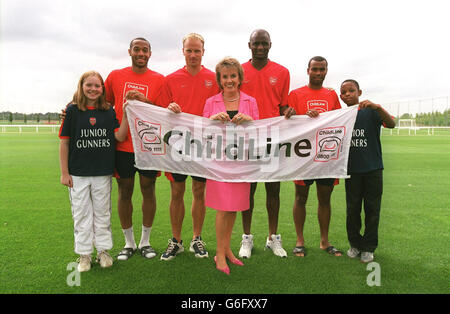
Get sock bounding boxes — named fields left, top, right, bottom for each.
left=122, top=227, right=136, bottom=249
left=138, top=225, right=151, bottom=249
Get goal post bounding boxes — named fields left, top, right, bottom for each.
left=397, top=119, right=417, bottom=135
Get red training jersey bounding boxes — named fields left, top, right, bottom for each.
left=289, top=85, right=342, bottom=186
left=104, top=66, right=164, bottom=152
left=288, top=85, right=341, bottom=115
left=240, top=60, right=290, bottom=119
left=158, top=66, right=219, bottom=116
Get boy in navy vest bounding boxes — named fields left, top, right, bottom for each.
left=340, top=79, right=395, bottom=263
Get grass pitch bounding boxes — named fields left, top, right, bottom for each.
left=0, top=130, right=449, bottom=294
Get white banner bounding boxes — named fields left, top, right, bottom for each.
left=126, top=100, right=358, bottom=182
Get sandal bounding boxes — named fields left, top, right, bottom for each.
left=117, top=247, right=136, bottom=260
left=293, top=246, right=306, bottom=257
left=324, top=246, right=342, bottom=256
left=139, top=245, right=157, bottom=259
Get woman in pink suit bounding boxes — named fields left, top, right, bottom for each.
left=203, top=57, right=259, bottom=275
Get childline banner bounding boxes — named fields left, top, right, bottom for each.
left=126, top=100, right=358, bottom=182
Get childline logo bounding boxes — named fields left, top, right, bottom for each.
left=314, top=126, right=345, bottom=162
left=135, top=119, right=165, bottom=155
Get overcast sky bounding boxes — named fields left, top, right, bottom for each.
left=1, top=0, right=449, bottom=114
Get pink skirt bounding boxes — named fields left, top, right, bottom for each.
left=205, top=179, right=250, bottom=212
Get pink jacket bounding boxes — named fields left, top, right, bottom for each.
left=203, top=91, right=259, bottom=120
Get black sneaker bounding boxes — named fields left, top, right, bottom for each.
left=160, top=238, right=184, bottom=261
left=189, top=236, right=209, bottom=258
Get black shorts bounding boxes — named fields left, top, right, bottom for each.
left=115, top=151, right=159, bottom=179
left=294, top=178, right=339, bottom=186
left=165, top=172, right=206, bottom=183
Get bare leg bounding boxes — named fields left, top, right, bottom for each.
left=241, top=182, right=257, bottom=234
left=216, top=211, right=236, bottom=269
left=293, top=184, right=309, bottom=256
left=139, top=175, right=157, bottom=228
left=265, top=182, right=280, bottom=236
left=191, top=179, right=206, bottom=239
left=169, top=181, right=185, bottom=242
left=117, top=177, right=135, bottom=229
left=317, top=184, right=341, bottom=255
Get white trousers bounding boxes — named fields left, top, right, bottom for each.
left=69, top=175, right=113, bottom=255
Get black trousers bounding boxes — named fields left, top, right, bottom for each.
left=345, top=169, right=383, bottom=253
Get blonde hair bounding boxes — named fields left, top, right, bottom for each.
left=182, top=33, right=205, bottom=47
left=72, top=71, right=109, bottom=111
left=215, top=57, right=244, bottom=90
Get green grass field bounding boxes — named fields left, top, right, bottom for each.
left=0, top=130, right=449, bottom=295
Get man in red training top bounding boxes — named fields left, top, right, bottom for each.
left=158, top=33, right=220, bottom=261
left=104, top=37, right=164, bottom=261
left=288, top=56, right=343, bottom=258
left=239, top=29, right=295, bottom=259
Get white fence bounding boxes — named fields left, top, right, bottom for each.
left=2, top=124, right=449, bottom=137
left=1, top=124, right=60, bottom=133
left=382, top=126, right=450, bottom=135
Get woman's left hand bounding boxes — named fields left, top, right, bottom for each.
left=210, top=112, right=230, bottom=123
left=231, top=113, right=252, bottom=125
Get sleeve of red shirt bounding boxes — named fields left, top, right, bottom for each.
left=149, top=75, right=165, bottom=107
left=156, top=78, right=172, bottom=108
left=280, top=69, right=290, bottom=108
left=287, top=91, right=299, bottom=114
left=104, top=72, right=114, bottom=106
left=332, top=90, right=342, bottom=110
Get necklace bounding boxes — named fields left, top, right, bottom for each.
left=223, top=94, right=240, bottom=102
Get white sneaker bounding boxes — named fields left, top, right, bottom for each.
left=265, top=234, right=287, bottom=258
left=361, top=252, right=374, bottom=263
left=97, top=251, right=113, bottom=268
left=77, top=255, right=92, bottom=272
left=347, top=247, right=361, bottom=258
left=239, top=234, right=254, bottom=259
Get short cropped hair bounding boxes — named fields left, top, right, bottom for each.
left=182, top=33, right=205, bottom=47
left=249, top=29, right=271, bottom=42
left=308, top=56, right=328, bottom=68
left=341, top=79, right=360, bottom=90
left=72, top=71, right=108, bottom=111
left=215, top=57, right=244, bottom=90
left=129, top=37, right=151, bottom=50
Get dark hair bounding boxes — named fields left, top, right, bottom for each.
left=249, top=29, right=271, bottom=42
left=308, top=56, right=328, bottom=68
left=341, top=79, right=360, bottom=90
left=129, top=37, right=151, bottom=50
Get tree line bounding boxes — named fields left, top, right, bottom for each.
left=1, top=110, right=449, bottom=126
left=398, top=109, right=450, bottom=126
left=0, top=112, right=61, bottom=124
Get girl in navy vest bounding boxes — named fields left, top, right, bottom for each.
left=59, top=71, right=129, bottom=272
left=340, top=79, right=395, bottom=263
